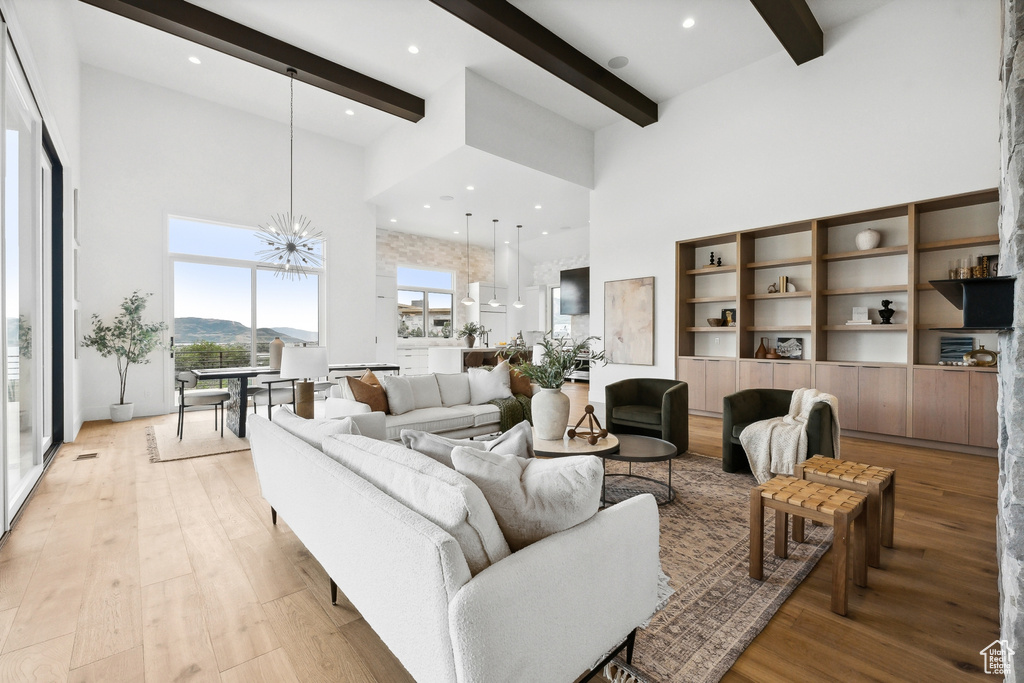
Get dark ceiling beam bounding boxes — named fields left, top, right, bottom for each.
left=79, top=0, right=425, bottom=122
left=748, top=0, right=823, bottom=65
left=428, top=0, right=658, bottom=127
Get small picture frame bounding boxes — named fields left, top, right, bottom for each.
left=986, top=254, right=999, bottom=277
left=720, top=308, right=737, bottom=327
left=777, top=337, right=803, bottom=360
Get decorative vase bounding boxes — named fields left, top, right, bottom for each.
left=466, top=334, right=476, bottom=349
left=855, top=228, right=881, bottom=251
left=110, top=403, right=134, bottom=423
left=755, top=338, right=768, bottom=359
left=269, top=337, right=285, bottom=369
left=878, top=300, right=895, bottom=325
left=533, top=387, right=570, bottom=440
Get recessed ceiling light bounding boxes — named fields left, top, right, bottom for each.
left=345, top=109, right=355, bottom=116
left=534, top=205, right=542, bottom=209
left=466, top=185, right=475, bottom=190
left=608, top=56, right=629, bottom=69
left=542, top=231, right=549, bottom=235
left=423, top=204, right=431, bottom=209
left=188, top=56, right=201, bottom=65
left=440, top=195, right=454, bottom=201
left=390, top=218, right=397, bottom=223
left=453, top=230, right=459, bottom=234
left=682, top=17, right=695, bottom=28
left=504, top=240, right=510, bottom=244
left=408, top=45, right=419, bottom=54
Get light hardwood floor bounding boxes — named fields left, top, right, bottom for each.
left=0, top=387, right=998, bottom=682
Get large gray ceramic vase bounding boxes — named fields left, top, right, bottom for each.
left=533, top=387, right=570, bottom=440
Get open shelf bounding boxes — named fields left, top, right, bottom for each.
left=685, top=295, right=738, bottom=304
left=685, top=326, right=738, bottom=332
left=821, top=245, right=908, bottom=262
left=823, top=324, right=908, bottom=331
left=684, top=265, right=736, bottom=276
left=744, top=325, right=812, bottom=332
left=917, top=234, right=999, bottom=253
left=822, top=285, right=907, bottom=296
left=746, top=291, right=811, bottom=300
left=746, top=256, right=812, bottom=270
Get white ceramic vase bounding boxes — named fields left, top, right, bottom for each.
left=110, top=403, right=134, bottom=423
left=855, top=228, right=881, bottom=251
left=533, top=387, right=570, bottom=440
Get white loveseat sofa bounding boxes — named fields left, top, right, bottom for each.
left=325, top=371, right=529, bottom=440
left=247, top=413, right=661, bottom=683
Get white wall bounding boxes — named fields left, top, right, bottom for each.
left=79, top=66, right=376, bottom=421
left=588, top=0, right=1001, bottom=402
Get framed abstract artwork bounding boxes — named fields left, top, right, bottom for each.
left=604, top=276, right=654, bottom=365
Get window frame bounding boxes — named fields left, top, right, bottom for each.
left=396, top=265, right=455, bottom=339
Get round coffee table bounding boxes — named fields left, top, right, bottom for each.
left=602, top=435, right=677, bottom=506
left=532, top=428, right=619, bottom=457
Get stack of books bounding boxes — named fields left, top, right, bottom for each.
left=846, top=306, right=872, bottom=325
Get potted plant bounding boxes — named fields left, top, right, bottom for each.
left=81, top=291, right=167, bottom=422
left=516, top=334, right=606, bottom=439
left=456, top=322, right=489, bottom=348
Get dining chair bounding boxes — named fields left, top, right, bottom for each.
left=175, top=371, right=231, bottom=440
left=249, top=374, right=296, bottom=420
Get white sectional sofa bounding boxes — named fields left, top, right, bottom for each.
left=325, top=370, right=528, bottom=440
left=247, top=412, right=661, bottom=683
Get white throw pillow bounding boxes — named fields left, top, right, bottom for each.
left=407, top=374, right=443, bottom=409
left=450, top=447, right=603, bottom=551
left=381, top=374, right=415, bottom=415
left=401, top=421, right=536, bottom=468
left=273, top=410, right=360, bottom=450
left=468, top=360, right=512, bottom=405
left=322, top=434, right=511, bottom=575
left=435, top=373, right=472, bottom=407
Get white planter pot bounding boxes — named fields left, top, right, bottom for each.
left=533, top=387, right=570, bottom=440
left=855, top=228, right=881, bottom=251
left=110, top=403, right=135, bottom=423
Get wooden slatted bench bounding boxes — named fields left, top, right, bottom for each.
left=795, top=455, right=895, bottom=568
left=750, top=476, right=868, bottom=616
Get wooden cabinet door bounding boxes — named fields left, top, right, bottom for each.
left=858, top=366, right=907, bottom=436
left=969, top=371, right=998, bottom=448
left=704, top=360, right=736, bottom=414
left=912, top=368, right=969, bottom=445
left=773, top=362, right=811, bottom=391
left=738, top=360, right=773, bottom=391
left=814, top=364, right=860, bottom=431
left=676, top=358, right=706, bottom=412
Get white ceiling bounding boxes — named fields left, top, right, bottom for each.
left=69, top=0, right=893, bottom=260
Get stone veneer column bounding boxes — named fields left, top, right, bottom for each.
left=1000, top=1, right=1024, bottom=679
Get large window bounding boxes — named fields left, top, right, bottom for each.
left=170, top=217, right=323, bottom=372
left=397, top=266, right=453, bottom=338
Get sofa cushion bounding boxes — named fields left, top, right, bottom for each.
left=361, top=369, right=382, bottom=386
left=450, top=448, right=603, bottom=551
left=273, top=410, right=360, bottom=449
left=408, top=374, right=443, bottom=409
left=401, top=421, right=535, bottom=468
left=382, top=375, right=415, bottom=415
left=322, top=434, right=511, bottom=574
left=468, top=361, right=512, bottom=405
left=612, top=404, right=662, bottom=426
left=347, top=376, right=389, bottom=414
left=435, top=373, right=472, bottom=407
left=385, top=407, right=475, bottom=440
left=454, top=404, right=501, bottom=427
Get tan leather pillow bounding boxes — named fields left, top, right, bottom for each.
left=510, top=368, right=532, bottom=397
left=347, top=376, right=389, bottom=413
left=361, top=369, right=382, bottom=386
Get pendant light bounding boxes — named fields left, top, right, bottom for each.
left=257, top=68, right=323, bottom=280
left=488, top=219, right=502, bottom=307
left=461, top=213, right=475, bottom=305
left=512, top=224, right=525, bottom=308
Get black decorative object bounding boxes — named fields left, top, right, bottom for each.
left=709, top=251, right=716, bottom=266
left=878, top=300, right=895, bottom=325
left=717, top=256, right=722, bottom=267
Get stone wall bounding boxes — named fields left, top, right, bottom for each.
left=999, top=2, right=1024, bottom=678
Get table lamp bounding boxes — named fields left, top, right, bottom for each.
left=280, top=346, right=328, bottom=419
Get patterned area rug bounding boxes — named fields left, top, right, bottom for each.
left=147, top=421, right=249, bottom=463
left=602, top=454, right=832, bottom=683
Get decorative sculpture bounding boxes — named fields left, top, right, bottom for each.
left=567, top=405, right=608, bottom=445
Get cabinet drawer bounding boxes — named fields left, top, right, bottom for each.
left=773, top=362, right=810, bottom=391
left=858, top=366, right=907, bottom=437
left=738, top=360, right=773, bottom=391
left=912, top=368, right=969, bottom=444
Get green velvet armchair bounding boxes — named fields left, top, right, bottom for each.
left=721, top=388, right=834, bottom=473
left=605, top=378, right=688, bottom=455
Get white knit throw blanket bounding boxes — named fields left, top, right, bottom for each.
left=739, top=388, right=841, bottom=484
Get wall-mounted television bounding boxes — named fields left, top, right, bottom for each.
left=559, top=267, right=590, bottom=315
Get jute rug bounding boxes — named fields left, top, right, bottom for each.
left=602, top=454, right=832, bottom=683
left=147, top=421, right=250, bottom=463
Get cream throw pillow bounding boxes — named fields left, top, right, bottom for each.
left=323, top=434, right=511, bottom=574
left=450, top=447, right=603, bottom=551
left=407, top=374, right=443, bottom=409
left=381, top=374, right=415, bottom=415
left=468, top=360, right=512, bottom=405
left=273, top=410, right=360, bottom=450
left=401, top=420, right=536, bottom=468
left=435, top=373, right=472, bottom=406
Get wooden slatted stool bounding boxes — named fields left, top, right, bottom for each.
left=750, top=476, right=868, bottom=616
left=794, top=455, right=895, bottom=568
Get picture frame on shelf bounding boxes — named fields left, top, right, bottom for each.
left=721, top=308, right=736, bottom=327
left=986, top=254, right=999, bottom=277
left=776, top=337, right=803, bottom=359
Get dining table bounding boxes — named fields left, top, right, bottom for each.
left=191, top=362, right=400, bottom=437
